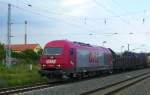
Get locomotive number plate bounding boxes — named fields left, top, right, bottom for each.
left=46, top=59, right=56, bottom=64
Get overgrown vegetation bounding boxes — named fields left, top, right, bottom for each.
left=12, top=49, right=42, bottom=61
left=0, top=43, right=48, bottom=88
left=0, top=42, right=42, bottom=62
left=0, top=62, right=48, bottom=88
left=0, top=43, right=5, bottom=61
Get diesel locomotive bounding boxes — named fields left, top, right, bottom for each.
left=39, top=40, right=150, bottom=79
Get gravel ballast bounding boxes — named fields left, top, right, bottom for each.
left=20, top=68, right=150, bottom=95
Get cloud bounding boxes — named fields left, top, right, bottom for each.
left=1, top=0, right=150, bottom=52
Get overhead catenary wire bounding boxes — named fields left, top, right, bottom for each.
left=0, top=1, right=149, bottom=36
left=13, top=3, right=150, bottom=35
left=93, top=0, right=142, bottom=33
left=111, top=0, right=147, bottom=35
left=110, top=0, right=129, bottom=13
left=13, top=6, right=101, bottom=33
left=16, top=1, right=121, bottom=35
left=0, top=1, right=80, bottom=26
left=0, top=1, right=107, bottom=38
left=1, top=0, right=150, bottom=21
left=8, top=0, right=150, bottom=23
left=5, top=0, right=150, bottom=27
left=93, top=0, right=130, bottom=24
left=110, top=0, right=149, bottom=34
left=0, top=0, right=150, bottom=36
left=1, top=0, right=150, bottom=51
left=18, top=0, right=84, bottom=19
left=141, top=10, right=150, bottom=40
left=92, top=0, right=150, bottom=50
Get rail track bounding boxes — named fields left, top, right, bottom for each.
left=0, top=81, right=64, bottom=95
left=0, top=72, right=110, bottom=95
left=0, top=76, right=102, bottom=95
left=0, top=69, right=149, bottom=95
left=80, top=69, right=150, bottom=95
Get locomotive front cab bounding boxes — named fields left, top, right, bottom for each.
left=39, top=40, right=76, bottom=79
left=41, top=47, right=63, bottom=69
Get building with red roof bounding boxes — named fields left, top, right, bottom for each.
left=9, top=44, right=42, bottom=53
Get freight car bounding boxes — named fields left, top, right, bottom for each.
left=112, top=52, right=148, bottom=71
left=39, top=40, right=149, bottom=79
left=39, top=40, right=113, bottom=79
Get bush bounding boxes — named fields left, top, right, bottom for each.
left=0, top=43, right=5, bottom=61
left=22, top=49, right=39, bottom=60
left=11, top=49, right=42, bottom=61
left=0, top=63, right=49, bottom=88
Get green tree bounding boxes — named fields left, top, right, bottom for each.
left=0, top=43, right=5, bottom=61
left=37, top=49, right=43, bottom=57
left=12, top=49, right=43, bottom=60
left=12, top=52, right=22, bottom=59
left=22, top=49, right=39, bottom=60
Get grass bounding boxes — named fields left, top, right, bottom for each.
left=0, top=60, right=49, bottom=88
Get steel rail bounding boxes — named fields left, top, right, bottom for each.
left=80, top=70, right=150, bottom=95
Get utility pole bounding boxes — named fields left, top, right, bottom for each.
left=84, top=17, right=86, bottom=24
left=25, top=20, right=27, bottom=44
left=102, top=41, right=107, bottom=47
left=6, top=4, right=11, bottom=68
left=128, top=44, right=130, bottom=52
left=121, top=45, right=124, bottom=53
left=0, top=18, right=2, bottom=41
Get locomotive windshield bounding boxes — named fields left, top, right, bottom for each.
left=44, top=47, right=63, bottom=55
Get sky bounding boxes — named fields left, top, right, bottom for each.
left=0, top=0, right=150, bottom=53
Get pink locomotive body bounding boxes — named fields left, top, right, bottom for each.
left=40, top=40, right=113, bottom=79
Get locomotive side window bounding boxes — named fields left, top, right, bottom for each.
left=70, top=48, right=74, bottom=55
left=44, top=47, right=63, bottom=55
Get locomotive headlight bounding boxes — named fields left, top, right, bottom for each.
left=70, top=61, right=74, bottom=65
left=57, top=64, right=60, bottom=67
left=42, top=64, right=46, bottom=67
